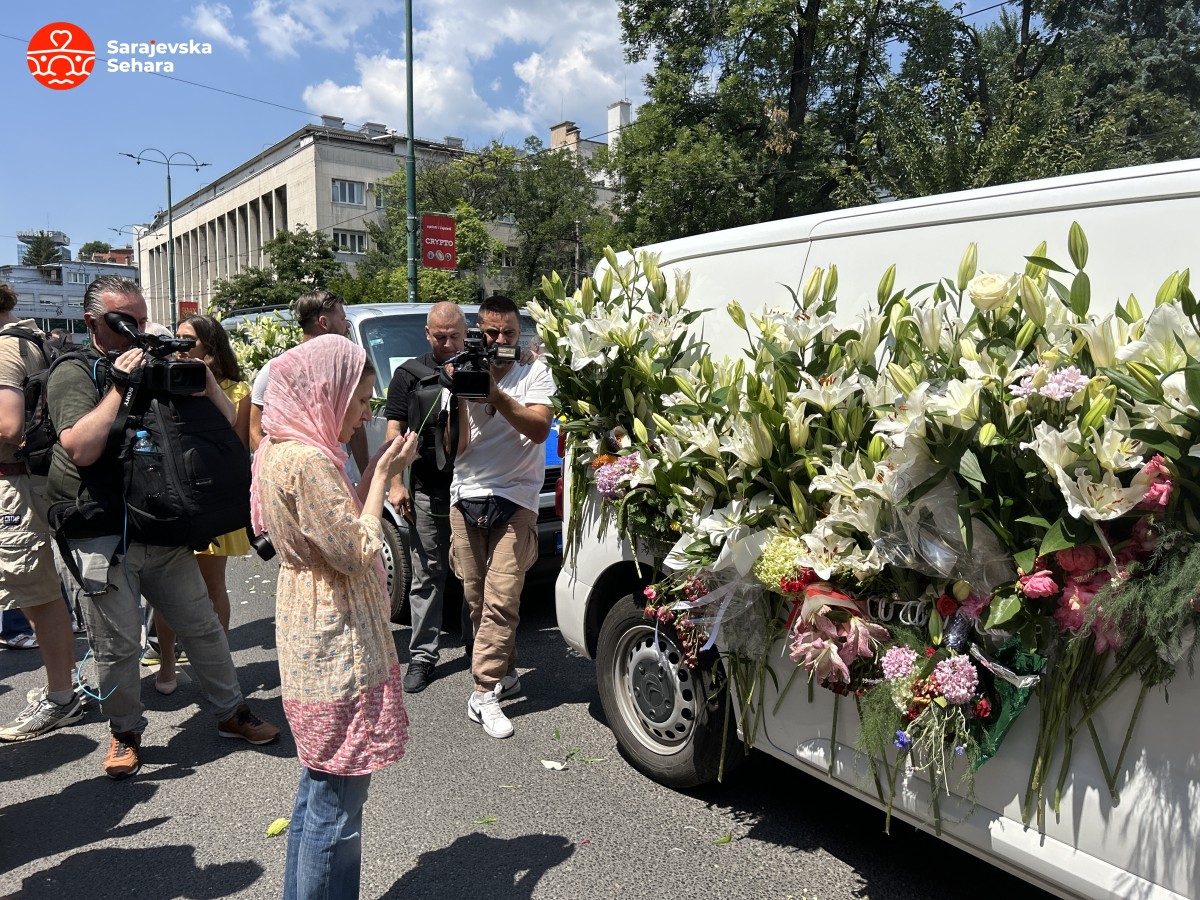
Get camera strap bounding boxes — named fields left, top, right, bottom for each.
left=106, top=367, right=144, bottom=456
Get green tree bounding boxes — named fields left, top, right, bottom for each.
left=78, top=240, right=111, bottom=261
left=210, top=226, right=345, bottom=318
left=21, top=232, right=64, bottom=266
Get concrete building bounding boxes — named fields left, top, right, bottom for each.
left=137, top=117, right=467, bottom=323
left=0, top=259, right=139, bottom=338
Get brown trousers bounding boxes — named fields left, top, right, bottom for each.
left=449, top=504, right=537, bottom=690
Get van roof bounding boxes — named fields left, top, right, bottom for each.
left=624, top=157, right=1200, bottom=268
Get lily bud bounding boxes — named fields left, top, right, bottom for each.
left=803, top=268, right=823, bottom=306
left=1020, top=275, right=1046, bottom=327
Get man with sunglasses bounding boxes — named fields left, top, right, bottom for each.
left=447, top=295, right=554, bottom=739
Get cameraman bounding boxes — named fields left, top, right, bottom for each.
left=384, top=301, right=466, bottom=693
left=448, top=296, right=553, bottom=740
left=46, top=276, right=279, bottom=780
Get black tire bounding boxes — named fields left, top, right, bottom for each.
left=596, top=594, right=745, bottom=789
left=381, top=517, right=412, bottom=624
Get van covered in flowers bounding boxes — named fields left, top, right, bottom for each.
left=530, top=159, right=1200, bottom=900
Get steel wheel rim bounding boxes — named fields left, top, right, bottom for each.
left=610, top=622, right=699, bottom=755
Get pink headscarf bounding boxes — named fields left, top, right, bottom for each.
left=250, top=334, right=365, bottom=535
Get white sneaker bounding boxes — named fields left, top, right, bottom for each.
left=496, top=673, right=522, bottom=700
left=467, top=688, right=514, bottom=739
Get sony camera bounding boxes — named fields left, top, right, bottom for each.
left=450, top=327, right=519, bottom=398
left=104, top=312, right=208, bottom=395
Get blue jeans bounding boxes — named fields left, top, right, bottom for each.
left=283, top=767, right=372, bottom=900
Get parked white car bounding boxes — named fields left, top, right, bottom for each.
left=556, top=159, right=1200, bottom=900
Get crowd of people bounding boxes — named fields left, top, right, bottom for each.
left=0, top=276, right=555, bottom=897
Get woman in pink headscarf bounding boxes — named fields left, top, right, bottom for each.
left=252, top=334, right=417, bottom=900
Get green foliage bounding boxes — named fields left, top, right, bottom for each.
left=21, top=232, right=64, bottom=266
left=210, top=226, right=345, bottom=318
left=78, top=240, right=112, bottom=260
left=228, top=311, right=301, bottom=380
left=609, top=0, right=1200, bottom=240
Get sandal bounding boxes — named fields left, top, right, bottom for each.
left=1, top=633, right=38, bottom=649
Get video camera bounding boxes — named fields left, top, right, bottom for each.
left=103, top=312, right=208, bottom=395
left=450, top=327, right=519, bottom=398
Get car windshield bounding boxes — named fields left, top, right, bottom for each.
left=357, top=312, right=540, bottom=393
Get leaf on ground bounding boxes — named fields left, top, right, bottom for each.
left=541, top=759, right=566, bottom=770
left=265, top=817, right=290, bottom=837
left=473, top=817, right=498, bottom=825
left=581, top=757, right=607, bottom=764
left=712, top=833, right=733, bottom=845
left=552, top=727, right=561, bottom=741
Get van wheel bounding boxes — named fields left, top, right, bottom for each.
left=381, top=518, right=412, bottom=623
left=596, top=595, right=744, bottom=789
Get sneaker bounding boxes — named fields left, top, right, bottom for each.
left=0, top=693, right=85, bottom=741
left=496, top=673, right=522, bottom=700
left=467, top=688, right=514, bottom=739
left=403, top=660, right=435, bottom=693
left=218, top=704, right=281, bottom=745
left=26, top=681, right=90, bottom=707
left=140, top=645, right=160, bottom=667
left=104, top=732, right=141, bottom=779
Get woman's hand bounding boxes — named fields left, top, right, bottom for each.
left=379, top=431, right=419, bottom=479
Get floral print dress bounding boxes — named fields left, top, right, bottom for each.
left=257, top=440, right=408, bottom=775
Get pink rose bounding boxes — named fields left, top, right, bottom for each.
left=1019, top=570, right=1060, bottom=598
left=1056, top=545, right=1104, bottom=576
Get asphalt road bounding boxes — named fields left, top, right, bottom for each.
left=0, top=555, right=1049, bottom=899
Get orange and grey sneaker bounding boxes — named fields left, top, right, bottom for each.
left=104, top=732, right=141, bottom=779
left=217, top=704, right=281, bottom=745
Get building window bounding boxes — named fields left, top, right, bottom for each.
left=67, top=272, right=88, bottom=284
left=332, top=179, right=365, bottom=206
left=500, top=246, right=518, bottom=269
left=334, top=230, right=367, bottom=254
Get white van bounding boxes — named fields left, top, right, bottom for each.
left=555, top=159, right=1200, bottom=900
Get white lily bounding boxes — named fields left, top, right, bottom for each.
left=1090, top=408, right=1144, bottom=472
left=872, top=383, right=929, bottom=448
left=1057, top=468, right=1150, bottom=521
left=904, top=299, right=956, bottom=354
left=794, top=372, right=861, bottom=413
left=1073, top=314, right=1129, bottom=369
left=1118, top=303, right=1200, bottom=371
left=721, top=415, right=774, bottom=468
left=695, top=495, right=772, bottom=549
left=784, top=397, right=817, bottom=450
left=563, top=322, right=611, bottom=371
left=796, top=525, right=860, bottom=581
left=676, top=419, right=722, bottom=458
left=926, top=378, right=983, bottom=430
left=1021, top=421, right=1083, bottom=477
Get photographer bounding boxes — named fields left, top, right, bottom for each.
left=447, top=296, right=553, bottom=740
left=46, top=276, right=279, bottom=780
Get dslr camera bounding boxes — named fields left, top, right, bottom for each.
left=104, top=312, right=208, bottom=395
left=450, top=327, right=519, bottom=399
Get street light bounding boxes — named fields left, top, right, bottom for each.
left=120, top=149, right=210, bottom=322
left=109, top=224, right=149, bottom=281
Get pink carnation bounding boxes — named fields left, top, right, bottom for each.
left=933, top=655, right=979, bottom=705
left=1136, top=455, right=1173, bottom=513
left=1019, top=569, right=1060, bottom=598
left=881, top=646, right=918, bottom=680
left=1053, top=573, right=1111, bottom=633
left=1056, top=545, right=1104, bottom=577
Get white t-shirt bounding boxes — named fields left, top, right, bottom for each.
left=452, top=359, right=554, bottom=513
left=251, top=359, right=272, bottom=407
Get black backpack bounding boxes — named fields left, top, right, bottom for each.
left=400, top=358, right=457, bottom=473
left=0, top=326, right=83, bottom=476
left=48, top=357, right=251, bottom=550
left=119, top=393, right=252, bottom=549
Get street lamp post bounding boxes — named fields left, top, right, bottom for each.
left=120, top=149, right=210, bottom=323
left=109, top=224, right=149, bottom=282
left=404, top=0, right=418, bottom=303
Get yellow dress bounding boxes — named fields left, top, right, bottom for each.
left=197, top=378, right=253, bottom=557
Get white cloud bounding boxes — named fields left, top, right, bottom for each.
left=249, top=0, right=401, bottom=58
left=299, top=0, right=648, bottom=148
left=186, top=3, right=249, bottom=53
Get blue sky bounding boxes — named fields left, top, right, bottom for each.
left=1, top=1, right=649, bottom=265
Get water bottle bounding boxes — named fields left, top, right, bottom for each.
left=132, top=429, right=158, bottom=454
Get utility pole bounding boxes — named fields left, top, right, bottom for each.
left=404, top=0, right=418, bottom=303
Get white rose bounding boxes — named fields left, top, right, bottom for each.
left=967, top=273, right=1015, bottom=312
